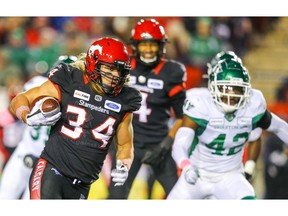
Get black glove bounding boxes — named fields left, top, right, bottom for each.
left=244, top=172, right=252, bottom=182
left=141, top=136, right=174, bottom=166
left=244, top=160, right=256, bottom=182
left=23, top=154, right=39, bottom=168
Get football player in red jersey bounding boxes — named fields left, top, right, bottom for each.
left=108, top=18, right=186, bottom=199
left=9, top=37, right=142, bottom=199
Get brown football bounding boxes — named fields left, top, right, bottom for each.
left=30, top=96, right=60, bottom=113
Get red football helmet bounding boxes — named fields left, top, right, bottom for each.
left=130, top=18, right=167, bottom=66
left=85, top=37, right=131, bottom=96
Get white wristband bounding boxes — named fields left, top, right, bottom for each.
left=244, top=160, right=256, bottom=175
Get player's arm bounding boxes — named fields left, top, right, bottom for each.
left=247, top=137, right=262, bottom=162
left=168, top=118, right=183, bottom=138
left=115, top=112, right=134, bottom=170
left=244, top=136, right=262, bottom=181
left=257, top=110, right=288, bottom=144
left=267, top=113, right=288, bottom=143
left=141, top=82, right=185, bottom=166
left=110, top=112, right=134, bottom=186
left=172, top=114, right=198, bottom=169
left=141, top=117, right=183, bottom=166
left=172, top=114, right=200, bottom=184
left=9, top=80, right=59, bottom=124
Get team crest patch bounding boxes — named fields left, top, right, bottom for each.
left=104, top=100, right=121, bottom=112
left=73, top=90, right=90, bottom=101
left=147, top=79, right=164, bottom=89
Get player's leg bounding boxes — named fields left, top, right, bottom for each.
left=128, top=164, right=152, bottom=199
left=153, top=153, right=178, bottom=197
left=167, top=171, right=203, bottom=199
left=0, top=146, right=31, bottom=199
left=213, top=172, right=256, bottom=199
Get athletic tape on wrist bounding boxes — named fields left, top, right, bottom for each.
left=16, top=106, right=30, bottom=122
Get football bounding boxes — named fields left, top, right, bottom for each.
left=30, top=96, right=60, bottom=113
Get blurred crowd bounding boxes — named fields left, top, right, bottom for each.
left=0, top=17, right=279, bottom=100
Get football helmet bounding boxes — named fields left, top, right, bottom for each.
left=53, top=55, right=78, bottom=66
left=58, top=55, right=78, bottom=64
left=208, top=59, right=251, bottom=113
left=207, top=51, right=242, bottom=75
left=85, top=37, right=131, bottom=96
left=130, top=18, right=167, bottom=66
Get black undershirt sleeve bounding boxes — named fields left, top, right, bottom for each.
left=256, top=110, right=272, bottom=129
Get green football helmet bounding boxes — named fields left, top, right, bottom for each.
left=208, top=59, right=251, bottom=113
left=207, top=51, right=242, bottom=75
left=55, top=55, right=78, bottom=65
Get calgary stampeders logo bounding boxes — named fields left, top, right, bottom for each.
left=88, top=44, right=103, bottom=57
left=30, top=158, right=47, bottom=199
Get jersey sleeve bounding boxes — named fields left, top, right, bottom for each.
left=249, top=89, right=268, bottom=128
left=183, top=89, right=210, bottom=126
left=166, top=61, right=187, bottom=119
left=122, top=86, right=142, bottom=112
left=166, top=61, right=186, bottom=96
left=248, top=127, right=262, bottom=142
left=48, top=63, right=73, bottom=90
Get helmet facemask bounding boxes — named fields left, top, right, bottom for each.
left=209, top=60, right=251, bottom=113
left=210, top=81, right=251, bottom=113
left=90, top=60, right=130, bottom=96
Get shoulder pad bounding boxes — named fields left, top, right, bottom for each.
left=247, top=89, right=267, bottom=115
left=121, top=86, right=142, bottom=112
left=184, top=88, right=210, bottom=120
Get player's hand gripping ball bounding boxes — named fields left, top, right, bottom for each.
left=26, top=96, right=61, bottom=126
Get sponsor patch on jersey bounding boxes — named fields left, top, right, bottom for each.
left=237, top=117, right=251, bottom=125
left=132, top=84, right=154, bottom=93
left=104, top=100, right=121, bottom=112
left=147, top=79, right=164, bottom=89
left=73, top=90, right=90, bottom=101
left=209, top=118, right=224, bottom=126
left=129, top=76, right=137, bottom=85
left=94, top=95, right=102, bottom=102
